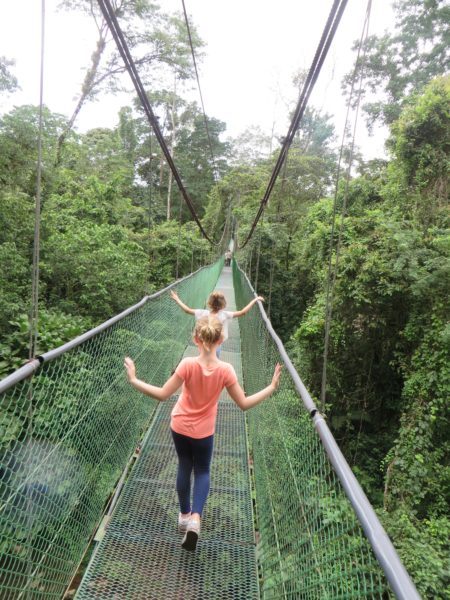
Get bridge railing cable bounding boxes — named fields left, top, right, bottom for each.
left=232, top=260, right=420, bottom=600
left=0, top=260, right=223, bottom=599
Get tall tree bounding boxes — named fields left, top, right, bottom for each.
left=175, top=106, right=229, bottom=218
left=228, top=126, right=273, bottom=166
left=129, top=91, right=229, bottom=222
left=0, top=105, right=67, bottom=195
left=344, top=0, right=450, bottom=128
left=56, top=0, right=202, bottom=162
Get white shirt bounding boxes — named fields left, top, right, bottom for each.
left=194, top=309, right=234, bottom=341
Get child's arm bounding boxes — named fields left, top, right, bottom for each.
left=227, top=363, right=281, bottom=411
left=124, top=357, right=182, bottom=401
left=232, top=296, right=264, bottom=318
left=170, top=290, right=196, bottom=315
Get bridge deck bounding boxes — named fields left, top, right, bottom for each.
left=76, top=267, right=259, bottom=599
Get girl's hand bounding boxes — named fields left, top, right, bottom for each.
left=170, top=290, right=179, bottom=301
left=124, top=357, right=136, bottom=382
left=256, top=296, right=265, bottom=303
left=271, top=363, right=282, bottom=391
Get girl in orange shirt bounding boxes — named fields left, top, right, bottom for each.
left=124, top=316, right=281, bottom=551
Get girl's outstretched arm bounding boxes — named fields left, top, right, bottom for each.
left=232, top=296, right=264, bottom=318
left=227, top=363, right=282, bottom=411
left=124, top=357, right=183, bottom=401
left=170, top=290, right=196, bottom=315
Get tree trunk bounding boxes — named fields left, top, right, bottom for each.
left=55, top=34, right=106, bottom=164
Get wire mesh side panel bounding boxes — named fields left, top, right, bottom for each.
left=0, top=260, right=223, bottom=600
left=75, top=266, right=259, bottom=600
left=233, top=262, right=389, bottom=599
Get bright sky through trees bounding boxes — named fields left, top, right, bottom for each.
left=0, top=0, right=394, bottom=158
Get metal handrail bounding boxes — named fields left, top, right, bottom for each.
left=0, top=263, right=215, bottom=394
left=235, top=260, right=421, bottom=600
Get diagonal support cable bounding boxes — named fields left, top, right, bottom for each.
left=97, top=0, right=216, bottom=244
left=239, top=0, right=348, bottom=248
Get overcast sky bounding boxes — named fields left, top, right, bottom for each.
left=0, top=0, right=394, bottom=158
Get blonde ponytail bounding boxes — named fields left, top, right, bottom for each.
left=194, top=316, right=223, bottom=351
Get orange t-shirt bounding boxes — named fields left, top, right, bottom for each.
left=171, top=357, right=238, bottom=438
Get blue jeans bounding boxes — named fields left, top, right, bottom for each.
left=171, top=429, right=214, bottom=515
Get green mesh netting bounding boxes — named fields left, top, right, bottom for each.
left=1, top=257, right=409, bottom=599
left=0, top=260, right=223, bottom=599
left=75, top=267, right=259, bottom=600
left=232, top=261, right=390, bottom=599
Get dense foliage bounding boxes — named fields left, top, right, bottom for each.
left=0, top=102, right=221, bottom=374
left=213, top=77, right=448, bottom=598
left=343, top=0, right=450, bottom=128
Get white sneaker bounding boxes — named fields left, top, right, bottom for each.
left=181, top=518, right=200, bottom=551
left=178, top=512, right=191, bottom=532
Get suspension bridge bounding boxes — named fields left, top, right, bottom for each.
left=0, top=260, right=420, bottom=599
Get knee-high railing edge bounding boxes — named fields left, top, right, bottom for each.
left=233, top=259, right=421, bottom=600
left=0, top=262, right=221, bottom=395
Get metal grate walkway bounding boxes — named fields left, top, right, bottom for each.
left=76, top=267, right=259, bottom=599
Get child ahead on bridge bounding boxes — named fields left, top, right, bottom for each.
left=124, top=316, right=281, bottom=552
left=170, top=290, right=264, bottom=357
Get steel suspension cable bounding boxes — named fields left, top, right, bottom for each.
left=267, top=159, right=287, bottom=318
left=97, top=0, right=217, bottom=244
left=29, top=1, right=46, bottom=361
left=253, top=214, right=263, bottom=291
left=239, top=0, right=348, bottom=249
left=25, top=2, right=46, bottom=597
left=175, top=191, right=183, bottom=279
left=320, top=0, right=372, bottom=411
left=214, top=210, right=229, bottom=252
left=147, top=135, right=155, bottom=273
left=181, top=0, right=219, bottom=181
